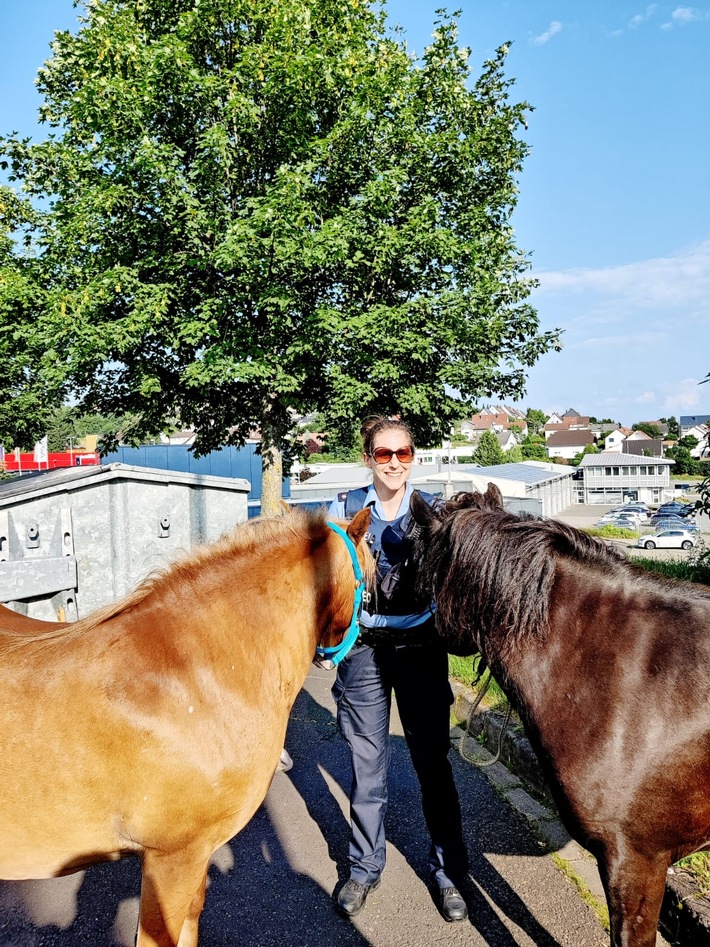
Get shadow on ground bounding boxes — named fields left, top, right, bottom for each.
left=0, top=687, right=581, bottom=946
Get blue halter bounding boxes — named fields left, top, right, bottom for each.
left=315, top=521, right=365, bottom=666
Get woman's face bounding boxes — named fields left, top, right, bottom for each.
left=364, top=428, right=414, bottom=496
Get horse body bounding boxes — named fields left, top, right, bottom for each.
left=0, top=507, right=371, bottom=946
left=0, top=602, right=66, bottom=631
left=411, top=485, right=710, bottom=947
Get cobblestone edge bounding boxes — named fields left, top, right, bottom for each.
left=450, top=680, right=710, bottom=946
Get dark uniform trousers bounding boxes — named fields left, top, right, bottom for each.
left=332, top=627, right=468, bottom=888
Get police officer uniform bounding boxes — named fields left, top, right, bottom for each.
left=328, top=483, right=468, bottom=916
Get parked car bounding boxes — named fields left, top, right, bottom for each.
left=619, top=503, right=651, bottom=519
left=656, top=502, right=695, bottom=518
left=610, top=507, right=644, bottom=519
left=596, top=516, right=639, bottom=530
left=635, top=529, right=698, bottom=551
left=613, top=505, right=650, bottom=518
left=677, top=505, right=698, bottom=518
left=648, top=515, right=699, bottom=531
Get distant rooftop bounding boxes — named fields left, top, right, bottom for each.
left=580, top=452, right=673, bottom=467
left=455, top=461, right=573, bottom=485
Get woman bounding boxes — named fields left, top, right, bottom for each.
left=328, top=416, right=468, bottom=923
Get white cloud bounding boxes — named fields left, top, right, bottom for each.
left=634, top=391, right=656, bottom=404
left=531, top=21, right=562, bottom=45
left=535, top=238, right=710, bottom=316
left=662, top=378, right=704, bottom=413
left=661, top=6, right=708, bottom=27
left=629, top=4, right=658, bottom=28
left=672, top=6, right=701, bottom=23
left=578, top=333, right=665, bottom=349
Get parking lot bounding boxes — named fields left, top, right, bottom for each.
left=554, top=503, right=709, bottom=561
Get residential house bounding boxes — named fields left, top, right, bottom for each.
left=463, top=429, right=520, bottom=454
left=680, top=415, right=710, bottom=435
left=603, top=427, right=631, bottom=452
left=465, top=407, right=527, bottom=440
left=543, top=409, right=591, bottom=441
left=681, top=423, right=710, bottom=458
left=622, top=430, right=664, bottom=458
left=545, top=430, right=595, bottom=460
left=590, top=422, right=620, bottom=443
left=576, top=453, right=674, bottom=505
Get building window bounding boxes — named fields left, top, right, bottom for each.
left=605, top=467, right=612, bottom=476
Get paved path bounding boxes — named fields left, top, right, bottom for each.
left=0, top=667, right=611, bottom=947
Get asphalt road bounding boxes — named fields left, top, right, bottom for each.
left=0, top=667, right=608, bottom=947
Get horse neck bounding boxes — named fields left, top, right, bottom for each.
left=244, top=530, right=353, bottom=656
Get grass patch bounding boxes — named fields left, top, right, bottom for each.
left=676, top=852, right=710, bottom=897
left=551, top=852, right=610, bottom=931
left=582, top=525, right=639, bottom=539
left=627, top=556, right=699, bottom=581
left=628, top=542, right=710, bottom=585
left=448, top=653, right=508, bottom=710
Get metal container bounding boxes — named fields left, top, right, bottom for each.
left=0, top=463, right=250, bottom=621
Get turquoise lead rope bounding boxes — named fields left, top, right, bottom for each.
left=315, top=521, right=365, bottom=666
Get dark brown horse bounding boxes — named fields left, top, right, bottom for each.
left=410, top=484, right=710, bottom=947
left=0, top=506, right=372, bottom=947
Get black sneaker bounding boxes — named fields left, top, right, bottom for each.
left=336, top=877, right=381, bottom=918
left=438, top=885, right=468, bottom=922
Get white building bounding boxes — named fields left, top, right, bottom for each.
left=289, top=460, right=574, bottom=518
left=577, top=453, right=674, bottom=505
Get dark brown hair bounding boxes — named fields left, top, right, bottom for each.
left=360, top=416, right=414, bottom=456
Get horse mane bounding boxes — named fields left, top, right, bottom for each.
left=2, top=507, right=358, bottom=648
left=421, top=496, right=710, bottom=657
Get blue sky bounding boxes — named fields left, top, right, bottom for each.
left=2, top=1, right=709, bottom=426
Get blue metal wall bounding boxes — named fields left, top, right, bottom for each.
left=102, top=444, right=291, bottom=504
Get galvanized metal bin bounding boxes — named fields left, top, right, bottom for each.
left=0, top=463, right=250, bottom=621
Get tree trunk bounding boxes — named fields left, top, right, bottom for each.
left=260, top=442, right=283, bottom=517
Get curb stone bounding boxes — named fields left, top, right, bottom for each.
left=450, top=680, right=710, bottom=946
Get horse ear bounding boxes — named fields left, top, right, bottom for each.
left=410, top=491, right=441, bottom=533
left=346, top=508, right=371, bottom=546
left=485, top=482, right=504, bottom=508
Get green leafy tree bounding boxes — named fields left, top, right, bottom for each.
left=632, top=422, right=662, bottom=439
left=44, top=405, right=162, bottom=452
left=1, top=0, right=558, bottom=512
left=660, top=415, right=679, bottom=439
left=520, top=433, right=547, bottom=461
left=679, top=434, right=699, bottom=451
left=0, top=187, right=59, bottom=449
left=506, top=443, right=523, bottom=463
left=525, top=408, right=547, bottom=436
left=473, top=429, right=505, bottom=466
left=666, top=444, right=699, bottom=476
left=569, top=443, right=599, bottom=467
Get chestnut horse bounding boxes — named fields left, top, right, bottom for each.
left=0, top=602, right=68, bottom=630
left=0, top=506, right=371, bottom=947
left=410, top=484, right=710, bottom=947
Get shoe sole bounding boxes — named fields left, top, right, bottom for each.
left=442, top=910, right=469, bottom=923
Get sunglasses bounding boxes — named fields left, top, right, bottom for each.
left=369, top=446, right=415, bottom=465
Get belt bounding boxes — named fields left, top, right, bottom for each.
left=359, top=621, right=435, bottom=648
